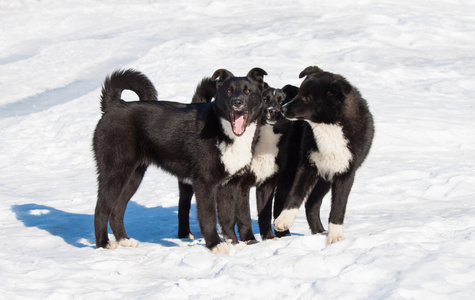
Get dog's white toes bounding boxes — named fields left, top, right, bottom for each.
left=106, top=241, right=118, bottom=249
left=119, top=238, right=139, bottom=248
left=234, top=241, right=247, bottom=250
left=326, top=223, right=344, bottom=245
left=211, top=242, right=230, bottom=255
left=188, top=233, right=195, bottom=240
left=274, top=208, right=298, bottom=231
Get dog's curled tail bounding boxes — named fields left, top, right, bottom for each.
left=100, top=69, right=158, bottom=113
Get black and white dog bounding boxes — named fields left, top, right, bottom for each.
left=273, top=66, right=374, bottom=244
left=177, top=68, right=267, bottom=240
left=215, top=86, right=298, bottom=244
left=93, top=68, right=267, bottom=254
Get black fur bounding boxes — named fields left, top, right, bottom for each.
left=93, top=68, right=266, bottom=252
left=273, top=66, right=374, bottom=244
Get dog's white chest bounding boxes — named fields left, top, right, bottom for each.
left=250, top=124, right=282, bottom=184
left=218, top=118, right=257, bottom=175
left=307, top=122, right=352, bottom=180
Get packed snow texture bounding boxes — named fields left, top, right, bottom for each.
left=1, top=0, right=474, bottom=299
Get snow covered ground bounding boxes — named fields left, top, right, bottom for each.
left=1, top=0, right=475, bottom=298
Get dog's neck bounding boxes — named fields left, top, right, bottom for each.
left=218, top=118, right=257, bottom=175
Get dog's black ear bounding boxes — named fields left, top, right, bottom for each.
left=299, top=66, right=325, bottom=79
left=212, top=69, right=234, bottom=89
left=329, top=78, right=352, bottom=103
left=247, top=67, right=268, bottom=90
left=282, top=84, right=299, bottom=99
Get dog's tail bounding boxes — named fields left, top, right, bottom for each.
left=191, top=69, right=234, bottom=104
left=100, top=69, right=158, bottom=113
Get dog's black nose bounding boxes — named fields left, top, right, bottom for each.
left=268, top=107, right=277, bottom=116
left=232, top=99, right=243, bottom=108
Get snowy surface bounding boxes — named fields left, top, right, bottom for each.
left=1, top=0, right=475, bottom=299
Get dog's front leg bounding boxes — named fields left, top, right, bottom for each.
left=216, top=183, right=239, bottom=244
left=305, top=179, right=331, bottom=234
left=274, top=165, right=318, bottom=232
left=327, top=171, right=355, bottom=245
left=255, top=179, right=276, bottom=240
left=194, top=183, right=229, bottom=254
left=235, top=184, right=256, bottom=244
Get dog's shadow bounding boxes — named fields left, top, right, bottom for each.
left=12, top=202, right=196, bottom=248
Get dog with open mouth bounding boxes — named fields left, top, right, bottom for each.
left=273, top=66, right=374, bottom=245
left=177, top=68, right=269, bottom=240
left=177, top=68, right=234, bottom=239
left=93, top=67, right=266, bottom=254
left=215, top=86, right=300, bottom=243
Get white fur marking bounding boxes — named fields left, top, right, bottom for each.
left=181, top=178, right=192, bottom=185
left=218, top=118, right=257, bottom=175
left=106, top=241, right=118, bottom=250
left=274, top=208, right=299, bottom=232
left=307, top=122, right=353, bottom=180
left=250, top=124, right=282, bottom=184
left=233, top=241, right=247, bottom=250
left=211, top=242, right=230, bottom=255
left=327, top=222, right=344, bottom=245
left=118, top=238, right=138, bottom=248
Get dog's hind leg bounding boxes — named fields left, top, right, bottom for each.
left=178, top=181, right=194, bottom=239
left=109, top=165, right=147, bottom=248
left=305, top=179, right=331, bottom=234
left=94, top=173, right=129, bottom=249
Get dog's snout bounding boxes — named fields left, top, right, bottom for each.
left=232, top=99, right=243, bottom=108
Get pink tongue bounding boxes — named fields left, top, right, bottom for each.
left=233, top=114, right=245, bottom=135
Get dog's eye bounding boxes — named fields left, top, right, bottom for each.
left=244, top=89, right=250, bottom=95
left=227, top=89, right=232, bottom=96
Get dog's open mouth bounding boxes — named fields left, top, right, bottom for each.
left=230, top=111, right=249, bottom=136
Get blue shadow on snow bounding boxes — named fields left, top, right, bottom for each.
left=12, top=201, right=195, bottom=248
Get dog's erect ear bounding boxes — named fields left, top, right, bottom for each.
left=247, top=67, right=268, bottom=90
left=282, top=84, right=299, bottom=99
left=299, top=66, right=325, bottom=79
left=212, top=69, right=234, bottom=89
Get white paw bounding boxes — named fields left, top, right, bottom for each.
left=106, top=241, right=118, bottom=249
left=211, top=242, right=230, bottom=255
left=326, top=223, right=344, bottom=245
left=274, top=208, right=299, bottom=232
left=234, top=241, right=247, bottom=250
left=118, top=238, right=139, bottom=248
left=188, top=233, right=195, bottom=239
